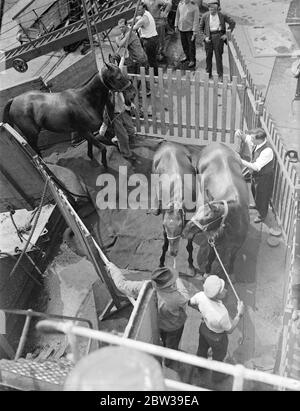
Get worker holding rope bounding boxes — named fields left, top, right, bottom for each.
left=189, top=275, right=244, bottom=383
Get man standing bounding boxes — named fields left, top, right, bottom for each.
left=175, top=0, right=200, bottom=69
left=107, top=263, right=189, bottom=364
left=200, top=1, right=235, bottom=80
left=115, top=18, right=148, bottom=74
left=100, top=91, right=136, bottom=161
left=143, top=0, right=172, bottom=61
left=189, top=275, right=244, bottom=382
left=235, top=128, right=275, bottom=223
left=133, top=4, right=159, bottom=76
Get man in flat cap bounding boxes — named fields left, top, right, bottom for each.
left=107, top=263, right=189, bottom=361
left=200, top=0, right=235, bottom=80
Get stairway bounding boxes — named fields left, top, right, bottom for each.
left=1, top=0, right=135, bottom=72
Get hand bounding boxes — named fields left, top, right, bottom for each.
left=237, top=301, right=245, bottom=317
left=235, top=129, right=245, bottom=140
left=174, top=26, right=178, bottom=33
left=191, top=33, right=196, bottom=42
left=221, top=34, right=227, bottom=41
left=205, top=36, right=211, bottom=43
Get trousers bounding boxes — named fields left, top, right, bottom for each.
left=141, top=36, right=159, bottom=76
left=205, top=32, right=224, bottom=77
left=180, top=31, right=196, bottom=63
left=197, top=322, right=228, bottom=381
left=251, top=172, right=274, bottom=219
left=113, top=111, right=135, bottom=158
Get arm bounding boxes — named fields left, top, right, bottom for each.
left=133, top=14, right=149, bottom=31
left=199, top=14, right=209, bottom=42
left=241, top=148, right=274, bottom=172
left=192, top=6, right=200, bottom=37
left=106, top=262, right=143, bottom=299
left=174, top=5, right=180, bottom=29
left=162, top=0, right=172, bottom=17
left=116, top=32, right=130, bottom=49
left=226, top=301, right=244, bottom=334
left=224, top=13, right=236, bottom=33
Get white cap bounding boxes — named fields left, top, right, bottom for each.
left=203, top=275, right=225, bottom=298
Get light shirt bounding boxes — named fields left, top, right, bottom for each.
left=138, top=10, right=158, bottom=38
left=175, top=1, right=200, bottom=33
left=114, top=92, right=125, bottom=114
left=244, top=135, right=274, bottom=172
left=209, top=13, right=221, bottom=31
left=190, top=291, right=232, bottom=333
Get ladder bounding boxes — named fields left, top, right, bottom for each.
left=1, top=0, right=136, bottom=72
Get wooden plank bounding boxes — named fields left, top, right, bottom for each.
left=221, top=75, right=228, bottom=142
left=132, top=76, right=141, bottom=132
left=230, top=76, right=237, bottom=143
left=239, top=77, right=246, bottom=130
left=158, top=68, right=166, bottom=136
left=203, top=73, right=209, bottom=140
left=167, top=69, right=174, bottom=136
left=149, top=67, right=157, bottom=135
left=186, top=71, right=191, bottom=139
left=212, top=76, right=218, bottom=141
left=140, top=67, right=149, bottom=134
left=176, top=70, right=182, bottom=138
left=194, top=71, right=200, bottom=140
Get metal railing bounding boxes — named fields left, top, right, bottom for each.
left=36, top=320, right=300, bottom=391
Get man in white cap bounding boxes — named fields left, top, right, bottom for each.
left=189, top=275, right=244, bottom=382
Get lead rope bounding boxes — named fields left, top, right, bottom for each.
left=208, top=237, right=245, bottom=345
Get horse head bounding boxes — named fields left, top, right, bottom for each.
left=101, top=62, right=133, bottom=93
left=163, top=202, right=185, bottom=257
left=182, top=200, right=228, bottom=240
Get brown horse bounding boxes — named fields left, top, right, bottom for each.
left=152, top=142, right=197, bottom=276
left=182, top=142, right=249, bottom=282
left=2, top=63, right=136, bottom=167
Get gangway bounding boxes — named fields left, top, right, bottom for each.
left=0, top=0, right=135, bottom=72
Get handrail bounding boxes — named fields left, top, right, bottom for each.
left=36, top=320, right=300, bottom=391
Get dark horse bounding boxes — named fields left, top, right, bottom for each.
left=2, top=63, right=136, bottom=167
left=182, top=142, right=249, bottom=282
left=152, top=142, right=197, bottom=276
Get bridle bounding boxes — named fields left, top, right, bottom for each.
left=163, top=202, right=186, bottom=241
left=190, top=200, right=229, bottom=233
left=100, top=66, right=132, bottom=92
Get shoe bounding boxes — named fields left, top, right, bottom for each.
left=218, top=76, right=223, bottom=82
left=188, top=61, right=196, bottom=68
left=249, top=204, right=256, bottom=209
left=254, top=216, right=264, bottom=223
left=146, top=90, right=151, bottom=97
left=180, top=57, right=188, bottom=63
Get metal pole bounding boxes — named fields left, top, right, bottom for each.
left=81, top=0, right=96, bottom=57
left=14, top=310, right=32, bottom=360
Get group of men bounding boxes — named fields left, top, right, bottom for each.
left=105, top=125, right=275, bottom=383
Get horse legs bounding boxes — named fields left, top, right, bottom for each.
left=186, top=238, right=196, bottom=276
left=159, top=230, right=169, bottom=267
left=85, top=132, right=107, bottom=168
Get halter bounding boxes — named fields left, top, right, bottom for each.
left=163, top=201, right=185, bottom=241
left=99, top=66, right=132, bottom=92
left=190, top=200, right=229, bottom=233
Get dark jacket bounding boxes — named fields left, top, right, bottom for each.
left=252, top=141, right=274, bottom=177
left=199, top=11, right=235, bottom=41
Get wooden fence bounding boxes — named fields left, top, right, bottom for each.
left=227, top=32, right=300, bottom=381
left=129, top=67, right=246, bottom=147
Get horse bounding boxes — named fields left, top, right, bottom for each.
left=152, top=142, right=197, bottom=276
left=182, top=142, right=250, bottom=282
left=2, top=63, right=136, bottom=167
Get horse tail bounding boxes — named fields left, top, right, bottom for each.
left=2, top=99, right=13, bottom=125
